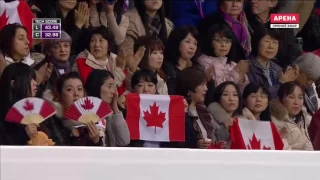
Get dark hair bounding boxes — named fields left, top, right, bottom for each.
left=134, top=0, right=168, bottom=43
left=212, top=81, right=243, bottom=116
left=131, top=69, right=158, bottom=90
left=55, top=72, right=84, bottom=96
left=242, top=83, right=271, bottom=121
left=278, top=81, right=304, bottom=101
left=0, top=23, right=28, bottom=58
left=0, top=63, right=36, bottom=122
left=85, top=69, right=115, bottom=98
left=251, top=26, right=281, bottom=56
left=164, top=26, right=201, bottom=66
left=278, top=81, right=304, bottom=119
left=203, top=24, right=238, bottom=63
left=175, top=67, right=206, bottom=99
left=86, top=26, right=116, bottom=53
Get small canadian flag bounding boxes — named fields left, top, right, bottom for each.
left=126, top=94, right=185, bottom=142
left=0, top=0, right=34, bottom=46
left=230, top=118, right=284, bottom=150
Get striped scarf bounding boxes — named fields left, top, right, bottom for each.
left=148, top=13, right=161, bottom=37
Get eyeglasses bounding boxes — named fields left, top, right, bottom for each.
left=249, top=93, right=268, bottom=99
left=213, top=38, right=232, bottom=44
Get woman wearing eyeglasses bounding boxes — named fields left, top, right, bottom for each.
left=198, top=23, right=249, bottom=88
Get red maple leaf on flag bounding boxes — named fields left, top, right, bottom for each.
left=81, top=98, right=94, bottom=110
left=23, top=100, right=34, bottom=112
left=143, top=102, right=166, bottom=134
left=247, top=133, right=271, bottom=150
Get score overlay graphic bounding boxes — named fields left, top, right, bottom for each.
left=32, top=18, right=61, bottom=39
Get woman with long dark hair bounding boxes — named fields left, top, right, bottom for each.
left=270, top=82, right=313, bottom=150
left=121, top=0, right=173, bottom=56
left=0, top=63, right=69, bottom=146
left=84, top=69, right=130, bottom=147
left=162, top=26, right=202, bottom=95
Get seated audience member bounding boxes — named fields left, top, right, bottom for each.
left=126, top=36, right=168, bottom=95
left=128, top=69, right=190, bottom=148
left=35, top=31, right=72, bottom=100
left=199, top=0, right=251, bottom=56
left=88, top=0, right=129, bottom=45
left=207, top=81, right=244, bottom=149
left=0, top=63, right=68, bottom=146
left=0, top=23, right=50, bottom=85
left=294, top=53, right=320, bottom=116
left=245, top=0, right=302, bottom=68
left=73, top=26, right=125, bottom=87
left=171, top=0, right=218, bottom=27
left=162, top=26, right=201, bottom=95
left=242, top=83, right=271, bottom=121
left=270, top=82, right=313, bottom=150
left=248, top=26, right=298, bottom=99
left=84, top=69, right=130, bottom=147
left=175, top=67, right=214, bottom=149
left=121, top=0, right=173, bottom=56
left=53, top=72, right=103, bottom=146
left=199, top=23, right=249, bottom=88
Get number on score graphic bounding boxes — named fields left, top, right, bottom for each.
left=45, top=33, right=51, bottom=37
left=45, top=25, right=51, bottom=30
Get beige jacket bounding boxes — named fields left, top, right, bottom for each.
left=120, top=8, right=174, bottom=56
left=53, top=101, right=130, bottom=147
left=72, top=50, right=125, bottom=87
left=270, top=100, right=314, bottom=151
left=89, top=7, right=129, bottom=45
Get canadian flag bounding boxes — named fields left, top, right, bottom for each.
left=0, top=0, right=34, bottom=46
left=126, top=94, right=185, bottom=142
left=230, top=118, right=284, bottom=150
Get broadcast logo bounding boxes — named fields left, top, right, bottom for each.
left=270, top=14, right=299, bottom=28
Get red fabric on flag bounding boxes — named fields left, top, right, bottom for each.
left=230, top=118, right=283, bottom=150
left=126, top=93, right=185, bottom=142
left=0, top=1, right=34, bottom=47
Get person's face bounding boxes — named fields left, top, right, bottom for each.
left=212, top=33, right=232, bottom=57
left=148, top=50, right=163, bottom=70
left=295, top=71, right=316, bottom=89
left=30, top=79, right=38, bottom=97
left=190, top=82, right=208, bottom=104
left=258, top=35, right=279, bottom=60
left=221, top=0, right=244, bottom=18
left=220, top=84, right=239, bottom=115
left=179, top=33, right=197, bottom=61
left=60, top=78, right=85, bottom=108
left=282, top=86, right=304, bottom=117
left=144, top=0, right=162, bottom=11
left=59, top=0, right=77, bottom=10
left=49, top=42, right=71, bottom=61
left=100, top=78, right=116, bottom=104
left=89, top=34, right=108, bottom=60
left=12, top=28, right=30, bottom=59
left=90, top=0, right=102, bottom=5
left=250, top=0, right=276, bottom=15
left=245, top=88, right=269, bottom=116
left=134, top=79, right=157, bottom=94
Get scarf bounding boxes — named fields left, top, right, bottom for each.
left=304, top=86, right=318, bottom=114
left=52, top=60, right=70, bottom=76
left=5, top=54, right=34, bottom=66
left=148, top=13, right=161, bottom=37
left=220, top=8, right=251, bottom=55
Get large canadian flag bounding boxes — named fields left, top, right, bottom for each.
left=126, top=94, right=185, bottom=142
left=0, top=0, right=34, bottom=46
left=230, top=118, right=284, bottom=150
